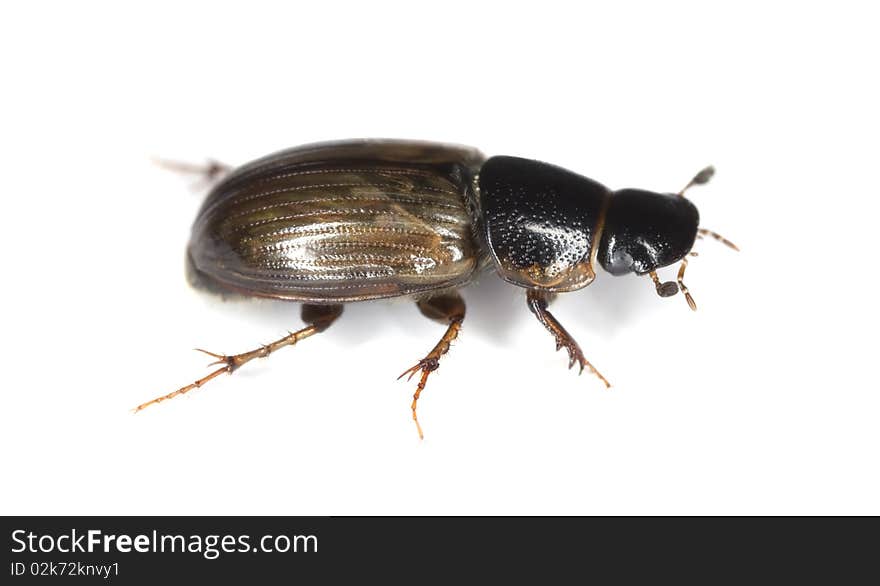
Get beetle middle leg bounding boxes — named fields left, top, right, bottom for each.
left=134, top=304, right=343, bottom=412
left=526, top=290, right=610, bottom=388
left=398, top=292, right=465, bottom=439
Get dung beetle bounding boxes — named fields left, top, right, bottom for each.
left=137, top=139, right=737, bottom=438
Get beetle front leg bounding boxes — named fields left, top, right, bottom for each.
left=526, top=290, right=610, bottom=387
left=134, top=304, right=343, bottom=412
left=398, top=293, right=465, bottom=439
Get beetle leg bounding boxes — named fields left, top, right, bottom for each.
left=398, top=293, right=465, bottom=440
left=526, top=290, right=610, bottom=388
left=133, top=304, right=343, bottom=413
left=152, top=157, right=233, bottom=188
left=677, top=259, right=697, bottom=311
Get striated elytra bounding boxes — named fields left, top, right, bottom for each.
left=139, top=139, right=737, bottom=439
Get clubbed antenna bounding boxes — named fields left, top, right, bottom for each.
left=649, top=270, right=679, bottom=297
left=697, top=228, right=740, bottom=251
left=677, top=258, right=697, bottom=311
left=679, top=165, right=715, bottom=197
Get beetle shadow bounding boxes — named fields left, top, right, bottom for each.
left=564, top=272, right=668, bottom=339
left=458, top=272, right=524, bottom=345
left=461, top=269, right=665, bottom=345
left=190, top=268, right=663, bottom=350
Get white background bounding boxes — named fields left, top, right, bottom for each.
left=1, top=1, right=877, bottom=515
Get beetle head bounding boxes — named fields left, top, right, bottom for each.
left=598, top=189, right=700, bottom=276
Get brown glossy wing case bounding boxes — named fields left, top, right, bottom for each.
left=188, top=139, right=486, bottom=302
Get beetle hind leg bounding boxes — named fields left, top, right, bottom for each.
left=152, top=157, right=233, bottom=188
left=134, top=304, right=343, bottom=412
left=526, top=290, right=610, bottom=387
left=398, top=293, right=465, bottom=440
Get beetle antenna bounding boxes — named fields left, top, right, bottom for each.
left=649, top=271, right=679, bottom=298
left=677, top=258, right=697, bottom=311
left=678, top=165, right=715, bottom=197
left=697, top=228, right=740, bottom=251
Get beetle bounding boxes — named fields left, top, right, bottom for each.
left=136, top=139, right=737, bottom=438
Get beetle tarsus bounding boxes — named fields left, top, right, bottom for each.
left=399, top=294, right=466, bottom=440
left=136, top=304, right=342, bottom=413
left=132, top=365, right=228, bottom=413
left=527, top=290, right=610, bottom=388
left=559, top=333, right=608, bottom=385
left=409, top=369, right=431, bottom=440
